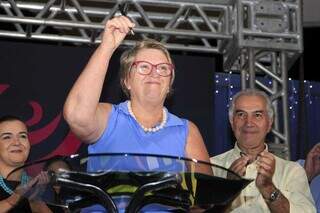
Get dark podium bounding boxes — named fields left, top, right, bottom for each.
left=8, top=153, right=252, bottom=212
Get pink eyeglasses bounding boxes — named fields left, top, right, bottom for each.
left=131, top=61, right=174, bottom=77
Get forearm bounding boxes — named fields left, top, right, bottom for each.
left=266, top=191, right=290, bottom=213
left=30, top=201, right=53, bottom=213
left=260, top=185, right=290, bottom=213
left=63, top=44, right=113, bottom=126
left=0, top=192, right=21, bottom=213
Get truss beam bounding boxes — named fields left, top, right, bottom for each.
left=0, top=0, right=303, bottom=159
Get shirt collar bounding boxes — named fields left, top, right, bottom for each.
left=232, top=142, right=269, bottom=159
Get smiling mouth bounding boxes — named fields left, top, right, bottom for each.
left=10, top=150, right=23, bottom=153
left=242, top=130, right=258, bottom=134
left=145, top=81, right=160, bottom=84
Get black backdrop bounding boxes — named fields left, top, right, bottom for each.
left=0, top=40, right=215, bottom=161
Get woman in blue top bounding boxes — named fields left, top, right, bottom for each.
left=63, top=15, right=210, bottom=164
left=63, top=15, right=211, bottom=212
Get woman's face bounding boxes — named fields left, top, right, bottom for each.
left=0, top=120, right=30, bottom=168
left=125, top=48, right=172, bottom=103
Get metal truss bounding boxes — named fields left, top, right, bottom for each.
left=230, top=0, right=303, bottom=160
left=0, top=0, right=303, bottom=159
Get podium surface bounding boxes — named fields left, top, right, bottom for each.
left=7, top=153, right=252, bottom=212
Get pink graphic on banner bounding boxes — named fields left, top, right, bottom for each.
left=0, top=84, right=9, bottom=94
left=0, top=83, right=82, bottom=160
left=28, top=113, right=62, bottom=145
left=26, top=101, right=43, bottom=126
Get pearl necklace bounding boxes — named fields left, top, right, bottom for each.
left=127, top=101, right=167, bottom=133
left=0, top=172, right=29, bottom=195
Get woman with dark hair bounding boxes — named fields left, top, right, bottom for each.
left=43, top=156, right=73, bottom=213
left=43, top=156, right=72, bottom=195
left=0, top=115, right=52, bottom=212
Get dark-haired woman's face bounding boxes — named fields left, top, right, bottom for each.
left=0, top=120, right=30, bottom=168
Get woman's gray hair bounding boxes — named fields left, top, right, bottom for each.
left=228, top=89, right=274, bottom=120
left=119, top=38, right=175, bottom=98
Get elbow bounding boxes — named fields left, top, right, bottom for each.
left=63, top=103, right=76, bottom=125
left=63, top=103, right=91, bottom=129
left=63, top=106, right=96, bottom=142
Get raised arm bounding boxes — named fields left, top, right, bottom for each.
left=63, top=16, right=134, bottom=143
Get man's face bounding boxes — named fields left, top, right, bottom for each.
left=230, top=95, right=273, bottom=148
left=0, top=120, right=30, bottom=168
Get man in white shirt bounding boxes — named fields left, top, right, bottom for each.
left=211, top=89, right=316, bottom=213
